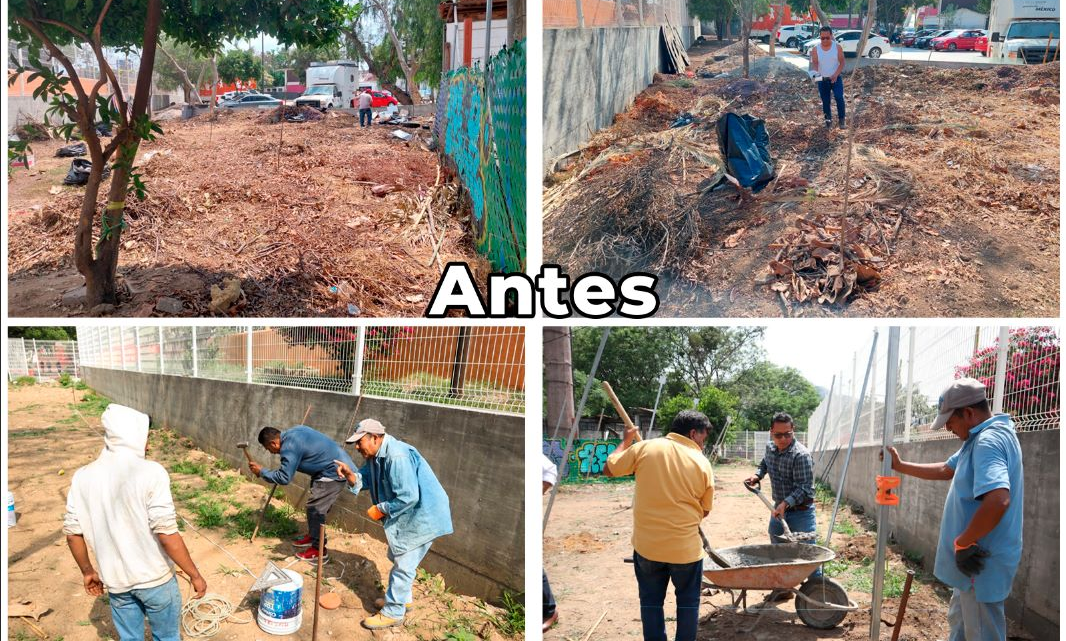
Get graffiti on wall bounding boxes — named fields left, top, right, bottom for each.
left=434, top=41, right=526, bottom=274
left=543, top=438, right=628, bottom=483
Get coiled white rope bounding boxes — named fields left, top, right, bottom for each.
left=181, top=594, right=252, bottom=638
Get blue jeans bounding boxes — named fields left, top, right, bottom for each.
left=543, top=570, right=556, bottom=619
left=359, top=108, right=372, bottom=127
left=382, top=542, right=432, bottom=619
left=948, top=588, right=1006, bottom=641
left=817, top=77, right=846, bottom=122
left=769, top=507, right=822, bottom=579
left=633, top=551, right=702, bottom=641
left=108, top=576, right=181, bottom=641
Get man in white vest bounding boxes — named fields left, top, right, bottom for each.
left=809, top=26, right=846, bottom=129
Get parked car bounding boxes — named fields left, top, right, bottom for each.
left=916, top=29, right=953, bottom=48
left=835, top=30, right=892, bottom=57
left=902, top=28, right=936, bottom=47
left=975, top=34, right=989, bottom=54
left=777, top=23, right=821, bottom=48
left=932, top=29, right=987, bottom=50
left=220, top=94, right=283, bottom=109
left=349, top=89, right=400, bottom=108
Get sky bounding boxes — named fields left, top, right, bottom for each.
left=762, top=323, right=884, bottom=391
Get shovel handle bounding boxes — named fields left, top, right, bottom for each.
left=601, top=381, right=641, bottom=440
left=744, top=480, right=794, bottom=534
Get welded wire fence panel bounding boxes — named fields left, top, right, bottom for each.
left=362, top=326, right=525, bottom=414
left=250, top=326, right=360, bottom=393
left=808, top=327, right=1060, bottom=458
left=74, top=325, right=526, bottom=415
left=436, top=41, right=526, bottom=273
left=193, top=326, right=249, bottom=382
left=6, top=339, right=79, bottom=381
left=719, top=431, right=808, bottom=462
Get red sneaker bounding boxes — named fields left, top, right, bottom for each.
left=292, top=534, right=314, bottom=548
left=296, top=547, right=328, bottom=562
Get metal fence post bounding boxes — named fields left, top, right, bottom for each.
left=120, top=330, right=128, bottom=370
left=992, top=326, right=1009, bottom=414
left=136, top=328, right=143, bottom=372
left=246, top=326, right=254, bottom=383
left=72, top=340, right=79, bottom=378
left=352, top=327, right=366, bottom=396
left=32, top=339, right=43, bottom=378
left=869, top=349, right=878, bottom=444
left=903, top=327, right=915, bottom=443
left=159, top=326, right=165, bottom=375
left=191, top=327, right=198, bottom=377
left=870, top=327, right=901, bottom=641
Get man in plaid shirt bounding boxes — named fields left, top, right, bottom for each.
left=745, top=412, right=821, bottom=600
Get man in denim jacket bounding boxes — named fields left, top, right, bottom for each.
left=334, top=419, right=453, bottom=630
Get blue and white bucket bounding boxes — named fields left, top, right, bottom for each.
left=6, top=492, right=15, bottom=528
left=257, top=569, right=303, bottom=635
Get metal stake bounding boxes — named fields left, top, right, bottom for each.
left=870, top=327, right=900, bottom=641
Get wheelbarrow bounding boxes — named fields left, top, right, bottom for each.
left=703, top=543, right=858, bottom=629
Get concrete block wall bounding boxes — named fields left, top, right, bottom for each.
left=814, top=430, right=1059, bottom=639
left=543, top=26, right=670, bottom=172
left=80, top=367, right=524, bottom=602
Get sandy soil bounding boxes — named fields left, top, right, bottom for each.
left=6, top=383, right=519, bottom=641
left=543, top=40, right=1059, bottom=318
left=7, top=108, right=487, bottom=318
left=542, top=462, right=1035, bottom=641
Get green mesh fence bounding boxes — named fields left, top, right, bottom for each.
left=435, top=41, right=526, bottom=273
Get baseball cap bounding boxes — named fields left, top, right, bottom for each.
left=930, top=378, right=987, bottom=430
left=346, top=418, right=386, bottom=443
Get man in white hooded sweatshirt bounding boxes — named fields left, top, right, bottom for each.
left=63, top=404, right=207, bottom=641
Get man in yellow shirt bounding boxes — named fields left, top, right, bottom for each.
left=606, top=410, right=715, bottom=641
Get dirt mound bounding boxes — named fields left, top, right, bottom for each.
left=258, top=104, right=325, bottom=124
left=723, top=56, right=809, bottom=80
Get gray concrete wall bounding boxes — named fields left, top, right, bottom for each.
left=543, top=26, right=663, bottom=172
left=80, top=367, right=523, bottom=602
left=814, top=431, right=1059, bottom=639
left=10, top=95, right=173, bottom=133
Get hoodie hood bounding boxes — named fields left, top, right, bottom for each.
left=101, top=404, right=150, bottom=458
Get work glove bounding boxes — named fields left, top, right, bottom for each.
left=367, top=505, right=386, bottom=521
left=954, top=538, right=990, bottom=577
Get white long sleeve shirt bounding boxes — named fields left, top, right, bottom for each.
left=63, top=405, right=179, bottom=593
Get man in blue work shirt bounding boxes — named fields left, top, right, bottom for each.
left=883, top=378, right=1023, bottom=641
left=250, top=425, right=356, bottom=563
left=333, top=419, right=453, bottom=630
left=745, top=412, right=820, bottom=601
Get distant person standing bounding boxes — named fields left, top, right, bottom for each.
left=809, top=26, right=846, bottom=129
left=358, top=89, right=373, bottom=127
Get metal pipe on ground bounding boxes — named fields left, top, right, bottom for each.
left=825, top=329, right=879, bottom=548
left=543, top=328, right=611, bottom=533
left=870, top=327, right=900, bottom=641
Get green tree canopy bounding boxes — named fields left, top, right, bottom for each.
left=571, top=327, right=678, bottom=411
left=726, top=361, right=822, bottom=431
left=8, top=327, right=77, bottom=341
left=216, top=48, right=263, bottom=84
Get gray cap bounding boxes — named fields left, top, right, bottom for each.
left=930, top=378, right=988, bottom=430
left=346, top=418, right=386, bottom=443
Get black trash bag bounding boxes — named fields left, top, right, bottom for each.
left=56, top=142, right=87, bottom=157
left=715, top=112, right=775, bottom=193
left=95, top=121, right=113, bottom=137
left=62, top=158, right=110, bottom=186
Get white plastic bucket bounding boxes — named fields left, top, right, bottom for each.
left=6, top=492, right=14, bottom=528
left=257, top=569, right=303, bottom=635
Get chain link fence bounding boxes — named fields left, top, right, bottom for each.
left=435, top=40, right=526, bottom=273
left=7, top=339, right=80, bottom=381
left=808, top=326, right=1060, bottom=456
left=75, top=325, right=525, bottom=415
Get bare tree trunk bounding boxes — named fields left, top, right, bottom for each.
left=371, top=0, right=422, bottom=104
left=768, top=8, right=785, bottom=56
left=810, top=0, right=831, bottom=26
left=506, top=0, right=525, bottom=44
left=159, top=45, right=203, bottom=105
left=544, top=327, right=576, bottom=438
left=345, top=28, right=417, bottom=104
left=209, top=55, right=218, bottom=117
left=740, top=1, right=753, bottom=78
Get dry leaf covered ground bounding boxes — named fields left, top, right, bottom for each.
left=544, top=40, right=1059, bottom=318
left=8, top=108, right=487, bottom=317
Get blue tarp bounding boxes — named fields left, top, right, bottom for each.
left=715, top=112, right=775, bottom=193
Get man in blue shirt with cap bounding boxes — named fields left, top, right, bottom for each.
left=334, top=418, right=453, bottom=630
left=882, top=378, right=1023, bottom=641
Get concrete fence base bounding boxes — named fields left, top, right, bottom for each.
left=80, top=367, right=523, bottom=602
left=814, top=430, right=1058, bottom=639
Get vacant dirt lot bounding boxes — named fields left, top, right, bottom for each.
left=8, top=108, right=487, bottom=317
left=544, top=41, right=1059, bottom=318
left=7, top=383, right=519, bottom=640
left=543, top=462, right=1035, bottom=640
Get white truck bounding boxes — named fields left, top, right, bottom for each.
left=986, top=0, right=1059, bottom=64
left=295, top=61, right=367, bottom=110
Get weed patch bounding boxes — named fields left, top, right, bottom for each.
left=11, top=376, right=37, bottom=387
left=226, top=503, right=299, bottom=540
left=10, top=426, right=57, bottom=439
left=74, top=391, right=111, bottom=417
